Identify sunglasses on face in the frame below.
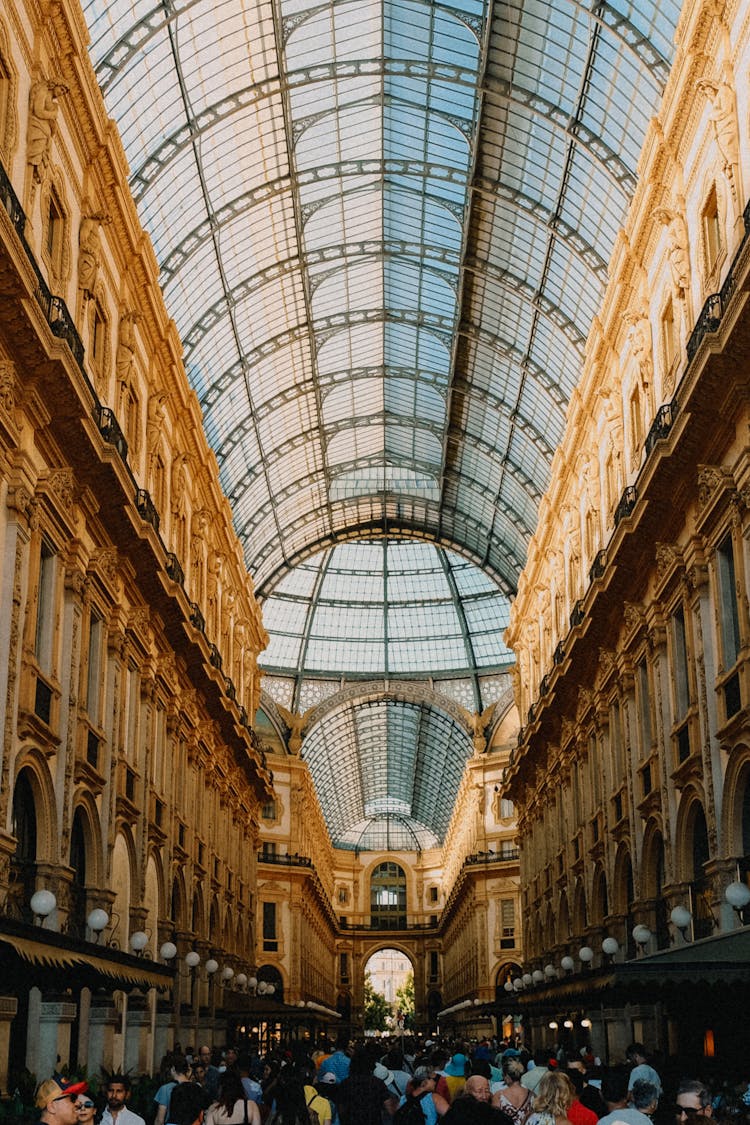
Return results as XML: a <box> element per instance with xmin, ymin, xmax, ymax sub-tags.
<box><xmin>674</xmin><ymin>1107</ymin><xmax>700</xmax><ymax>1117</ymax></box>
<box><xmin>54</xmin><ymin>1094</ymin><xmax>80</xmax><ymax>1104</ymax></box>
<box><xmin>77</xmin><ymin>1102</ymin><xmax>95</xmax><ymax>1110</ymax></box>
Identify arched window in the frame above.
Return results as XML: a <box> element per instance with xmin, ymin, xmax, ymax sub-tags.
<box><xmin>10</xmin><ymin>771</ymin><xmax>37</xmax><ymax>920</ymax></box>
<box><xmin>69</xmin><ymin>808</ymin><xmax>87</xmax><ymax>940</ymax></box>
<box><xmin>370</xmin><ymin>862</ymin><xmax>407</xmax><ymax>929</ymax></box>
<box><xmin>691</xmin><ymin>804</ymin><xmax>712</xmax><ymax>939</ymax></box>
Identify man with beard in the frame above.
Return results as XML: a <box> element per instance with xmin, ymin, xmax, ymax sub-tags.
<box><xmin>101</xmin><ymin>1075</ymin><xmax>146</xmax><ymax>1125</ymax></box>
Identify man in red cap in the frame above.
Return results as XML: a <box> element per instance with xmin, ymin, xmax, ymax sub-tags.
<box><xmin>37</xmin><ymin>1076</ymin><xmax>88</xmax><ymax>1124</ymax></box>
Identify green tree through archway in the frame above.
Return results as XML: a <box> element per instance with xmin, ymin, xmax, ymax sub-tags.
<box><xmin>364</xmin><ymin>970</ymin><xmax>391</xmax><ymax>1031</ymax></box>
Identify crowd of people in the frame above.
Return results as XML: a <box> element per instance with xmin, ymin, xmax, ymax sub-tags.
<box><xmin>29</xmin><ymin>1034</ymin><xmax>750</xmax><ymax>1125</ymax></box>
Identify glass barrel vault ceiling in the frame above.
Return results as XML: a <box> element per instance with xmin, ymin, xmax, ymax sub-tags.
<box><xmin>301</xmin><ymin>697</ymin><xmax>472</xmax><ymax>851</ymax></box>
<box><xmin>82</xmin><ymin>0</ymin><xmax>682</xmax><ymax>599</ymax></box>
<box><xmin>81</xmin><ymin>0</ymin><xmax>683</xmax><ymax>847</ymax></box>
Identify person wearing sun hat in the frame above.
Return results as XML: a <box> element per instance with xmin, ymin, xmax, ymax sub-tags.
<box><xmin>435</xmin><ymin>1053</ymin><xmax>468</xmax><ymax>1104</ymax></box>
<box><xmin>37</xmin><ymin>1076</ymin><xmax>89</xmax><ymax>1124</ymax></box>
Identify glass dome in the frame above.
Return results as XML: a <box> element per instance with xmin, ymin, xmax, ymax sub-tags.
<box><xmin>260</xmin><ymin>537</ymin><xmax>513</xmax><ymax>708</ymax></box>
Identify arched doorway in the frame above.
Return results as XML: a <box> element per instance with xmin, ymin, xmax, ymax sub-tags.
<box><xmin>257</xmin><ymin>963</ymin><xmax>284</xmax><ymax>1003</ymax></box>
<box><xmin>363</xmin><ymin>947</ymin><xmax>414</xmax><ymax>1032</ymax></box>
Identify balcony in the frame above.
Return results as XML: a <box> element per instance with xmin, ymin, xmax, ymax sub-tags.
<box><xmin>339</xmin><ymin>916</ymin><xmax>437</xmax><ymax>932</ymax></box>
<box><xmin>614</xmin><ymin>485</ymin><xmax>637</xmax><ymax>527</ymax></box>
<box><xmin>165</xmin><ymin>552</ymin><xmax>184</xmax><ymax>585</ymax></box>
<box><xmin>569</xmin><ymin>600</ymin><xmax>584</xmax><ymax>629</ymax></box>
<box><xmin>96</xmin><ymin>406</ymin><xmax>128</xmax><ymax>461</ymax></box>
<box><xmin>588</xmin><ymin>549</ymin><xmax>607</xmax><ymax>584</ymax></box>
<box><xmin>464</xmin><ymin>848</ymin><xmax>519</xmax><ymax>866</ymax></box>
<box><xmin>208</xmin><ymin>644</ymin><xmax>222</xmax><ymax>671</ymax></box>
<box><xmin>49</xmin><ymin>297</ymin><xmax>85</xmax><ymax>366</ymax></box>
<box><xmin>135</xmin><ymin>488</ymin><xmax>160</xmax><ymax>532</ymax></box>
<box><xmin>644</xmin><ymin>403</ymin><xmax>674</xmax><ymax>456</ymax></box>
<box><xmin>257</xmin><ymin>852</ymin><xmax>312</xmax><ymax>868</ymax></box>
<box><xmin>553</xmin><ymin>641</ymin><xmax>565</xmax><ymax>665</ymax></box>
<box><xmin>686</xmin><ymin>293</ymin><xmax>722</xmax><ymax>361</ymax></box>
<box><xmin>0</xmin><ymin>159</ymin><xmax>25</xmax><ymax>234</ymax></box>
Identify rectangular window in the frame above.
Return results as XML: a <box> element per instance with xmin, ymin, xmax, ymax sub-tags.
<box><xmin>499</xmin><ymin>797</ymin><xmax>515</xmax><ymax>819</ymax></box>
<box><xmin>263</xmin><ymin>901</ymin><xmax>278</xmax><ymax>952</ymax></box>
<box><xmin>661</xmin><ymin>297</ymin><xmax>677</xmax><ymax>377</ymax></box>
<box><xmin>0</xmin><ymin>57</ymin><xmax>10</xmax><ymax>157</ymax></box>
<box><xmin>261</xmin><ymin>800</ymin><xmax>277</xmax><ymax>820</ymax></box>
<box><xmin>46</xmin><ymin>190</ymin><xmax>64</xmax><ymax>277</ymax></box>
<box><xmin>35</xmin><ymin>540</ymin><xmax>56</xmax><ymax>672</ymax></box>
<box><xmin>125</xmin><ymin>665</ymin><xmax>140</xmax><ymax>763</ymax></box>
<box><xmin>717</xmin><ymin>534</ymin><xmax>741</xmax><ymax>669</ymax></box>
<box><xmin>703</xmin><ymin>186</ymin><xmax>722</xmax><ymax>275</ymax></box>
<box><xmin>86</xmin><ymin>610</ymin><xmax>103</xmax><ymax>724</ymax></box>
<box><xmin>500</xmin><ymin>899</ymin><xmax>515</xmax><ymax>949</ymax></box>
<box><xmin>672</xmin><ymin>606</ymin><xmax>690</xmax><ymax>722</ymax></box>
<box><xmin>610</xmin><ymin>700</ymin><xmax>624</xmax><ymax>785</ymax></box>
<box><xmin>572</xmin><ymin>759</ymin><xmax>581</xmax><ymax>826</ymax></box>
<box><xmin>92</xmin><ymin>302</ymin><xmax>107</xmax><ymax>372</ymax></box>
<box><xmin>429</xmin><ymin>950</ymin><xmax>439</xmax><ymax>980</ymax></box>
<box><xmin>340</xmin><ymin>953</ymin><xmax>349</xmax><ymax>982</ymax></box>
<box><xmin>261</xmin><ymin>841</ymin><xmax>276</xmax><ymax>858</ymax></box>
<box><xmin>429</xmin><ymin>885</ymin><xmax>438</xmax><ymax>903</ymax></box>
<box><xmin>589</xmin><ymin>733</ymin><xmax>601</xmax><ymax>805</ymax></box>
<box><xmin>636</xmin><ymin>658</ymin><xmax>652</xmax><ymax>759</ymax></box>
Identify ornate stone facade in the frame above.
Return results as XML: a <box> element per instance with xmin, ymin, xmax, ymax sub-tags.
<box><xmin>504</xmin><ymin>0</ymin><xmax>750</xmax><ymax>1067</ymax></box>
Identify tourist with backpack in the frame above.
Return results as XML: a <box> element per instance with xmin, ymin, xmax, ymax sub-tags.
<box><xmin>394</xmin><ymin>1066</ymin><xmax>448</xmax><ymax>1124</ymax></box>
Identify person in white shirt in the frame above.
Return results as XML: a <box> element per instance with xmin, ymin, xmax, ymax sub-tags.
<box><xmin>101</xmin><ymin>1076</ymin><xmax>146</xmax><ymax>1125</ymax></box>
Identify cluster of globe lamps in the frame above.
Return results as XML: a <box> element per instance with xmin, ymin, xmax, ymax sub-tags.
<box><xmin>504</xmin><ymin>881</ymin><xmax>750</xmax><ymax>993</ymax></box>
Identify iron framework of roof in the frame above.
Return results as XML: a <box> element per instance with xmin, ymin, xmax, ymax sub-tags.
<box><xmin>81</xmin><ymin>0</ymin><xmax>683</xmax><ymax>846</ymax></box>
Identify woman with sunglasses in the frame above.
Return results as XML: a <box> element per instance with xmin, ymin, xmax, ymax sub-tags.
<box><xmin>76</xmin><ymin>1094</ymin><xmax>100</xmax><ymax>1125</ymax></box>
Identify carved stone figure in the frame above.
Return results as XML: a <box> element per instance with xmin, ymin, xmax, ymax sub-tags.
<box><xmin>115</xmin><ymin>311</ymin><xmax>140</xmax><ymax>381</ymax></box>
<box><xmin>78</xmin><ymin>214</ymin><xmax>109</xmax><ymax>295</ymax></box>
<box><xmin>27</xmin><ymin>79</ymin><xmax>67</xmax><ymax>181</ymax></box>
<box><xmin>0</xmin><ymin>361</ymin><xmax>16</xmax><ymax>415</ymax></box>
<box><xmin>624</xmin><ymin>312</ymin><xmax>653</xmax><ymax>390</ymax></box>
<box><xmin>697</xmin><ymin>75</ymin><xmax>740</xmax><ymax>178</ymax></box>
<box><xmin>146</xmin><ymin>390</ymin><xmax>169</xmax><ymax>464</ymax></box>
<box><xmin>171</xmin><ymin>453</ymin><xmax>188</xmax><ymax>516</ymax></box>
<box><xmin>653</xmin><ymin>206</ymin><xmax>690</xmax><ymax>296</ymax></box>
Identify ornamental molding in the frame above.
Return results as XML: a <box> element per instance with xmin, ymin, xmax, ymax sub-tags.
<box><xmin>697</xmin><ymin>463</ymin><xmax>734</xmax><ymax>509</ymax></box>
<box><xmin>655</xmin><ymin>541</ymin><xmax>682</xmax><ymax>579</ymax></box>
<box><xmin>623</xmin><ymin>601</ymin><xmax>646</xmax><ymax>636</ymax></box>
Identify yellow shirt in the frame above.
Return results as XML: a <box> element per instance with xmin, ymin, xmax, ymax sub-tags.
<box><xmin>304</xmin><ymin>1084</ymin><xmax>332</xmax><ymax>1124</ymax></box>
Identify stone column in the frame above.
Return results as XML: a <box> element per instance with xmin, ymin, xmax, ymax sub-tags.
<box><xmin>76</xmin><ymin>989</ymin><xmax>90</xmax><ymax>1070</ymax></box>
<box><xmin>154</xmin><ymin>998</ymin><xmax>173</xmax><ymax>1062</ymax></box>
<box><xmin>0</xmin><ymin>996</ymin><xmax>18</xmax><ymax>1093</ymax></box>
<box><xmin>87</xmin><ymin>997</ymin><xmax>118</xmax><ymax>1075</ymax></box>
<box><xmin>124</xmin><ymin>993</ymin><xmax>151</xmax><ymax>1075</ymax></box>
<box><xmin>38</xmin><ymin>995</ymin><xmax>77</xmax><ymax>1076</ymax></box>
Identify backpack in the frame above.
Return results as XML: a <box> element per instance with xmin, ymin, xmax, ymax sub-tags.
<box><xmin>393</xmin><ymin>1095</ymin><xmax>427</xmax><ymax>1124</ymax></box>
<box><xmin>306</xmin><ymin>1088</ymin><xmax>321</xmax><ymax>1125</ymax></box>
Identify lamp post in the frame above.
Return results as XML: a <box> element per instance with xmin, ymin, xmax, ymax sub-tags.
<box><xmin>724</xmin><ymin>880</ymin><xmax>750</xmax><ymax>922</ymax></box>
<box><xmin>130</xmin><ymin>930</ymin><xmax>150</xmax><ymax>956</ymax></box>
<box><xmin>632</xmin><ymin>924</ymin><xmax>652</xmax><ymax>955</ymax></box>
<box><xmin>87</xmin><ymin>908</ymin><xmax>109</xmax><ymax>944</ymax></box>
<box><xmin>30</xmin><ymin>889</ymin><xmax>56</xmax><ymax>927</ymax></box>
<box><xmin>670</xmin><ymin>905</ymin><xmax>692</xmax><ymax>942</ymax></box>
<box><xmin>601</xmin><ymin>936</ymin><xmax>619</xmax><ymax>963</ymax></box>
